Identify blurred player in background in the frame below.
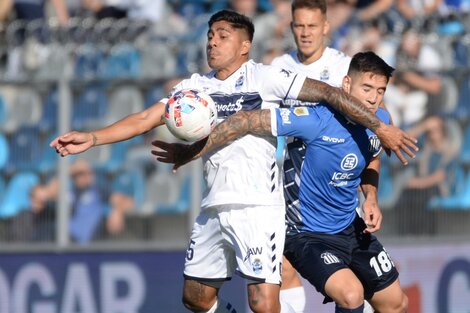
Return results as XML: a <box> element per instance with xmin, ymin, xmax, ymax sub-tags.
<box><xmin>51</xmin><ymin>9</ymin><xmax>416</xmax><ymax>313</ymax></box>
<box><xmin>152</xmin><ymin>51</ymin><xmax>409</xmax><ymax>313</ymax></box>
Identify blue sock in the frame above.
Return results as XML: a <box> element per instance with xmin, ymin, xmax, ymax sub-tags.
<box><xmin>335</xmin><ymin>303</ymin><xmax>365</xmax><ymax>312</ymax></box>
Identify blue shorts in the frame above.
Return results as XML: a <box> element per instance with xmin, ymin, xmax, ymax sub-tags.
<box><xmin>284</xmin><ymin>215</ymin><xmax>399</xmax><ymax>302</ymax></box>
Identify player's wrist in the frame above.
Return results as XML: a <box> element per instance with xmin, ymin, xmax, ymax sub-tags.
<box><xmin>90</xmin><ymin>132</ymin><xmax>98</xmax><ymax>146</ymax></box>
<box><xmin>372</xmin><ymin>121</ymin><xmax>387</xmax><ymax>136</ymax></box>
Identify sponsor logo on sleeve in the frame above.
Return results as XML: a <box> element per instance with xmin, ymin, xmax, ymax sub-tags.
<box><xmin>293</xmin><ymin>107</ymin><xmax>309</xmax><ymax>116</ymax></box>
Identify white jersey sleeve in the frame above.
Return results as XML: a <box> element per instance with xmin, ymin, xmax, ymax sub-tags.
<box><xmin>253</xmin><ymin>63</ymin><xmax>307</xmax><ymax>106</ymax></box>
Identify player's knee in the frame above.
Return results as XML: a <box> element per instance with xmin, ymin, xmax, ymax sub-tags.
<box><xmin>395</xmin><ymin>292</ymin><xmax>408</xmax><ymax>313</ymax></box>
<box><xmin>378</xmin><ymin>292</ymin><xmax>408</xmax><ymax>313</ymax></box>
<box><xmin>336</xmin><ymin>289</ymin><xmax>364</xmax><ymax>309</ymax></box>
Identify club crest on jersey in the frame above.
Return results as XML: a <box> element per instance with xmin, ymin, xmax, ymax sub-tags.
<box><xmin>252</xmin><ymin>258</ymin><xmax>263</xmax><ymax>274</ymax></box>
<box><xmin>321</xmin><ymin>252</ymin><xmax>340</xmax><ymax>265</ymax></box>
<box><xmin>280</xmin><ymin>108</ymin><xmax>291</xmax><ymax>124</ymax></box>
<box><xmin>235</xmin><ymin>74</ymin><xmax>245</xmax><ymax>88</ymax></box>
<box><xmin>294</xmin><ymin>107</ymin><xmax>309</xmax><ymax>116</ymax></box>
<box><xmin>320</xmin><ymin>67</ymin><xmax>330</xmax><ymax>81</ymax></box>
<box><xmin>368</xmin><ymin>135</ymin><xmax>381</xmax><ymax>152</ymax></box>
<box><xmin>340</xmin><ymin>153</ymin><xmax>358</xmax><ymax>171</ymax></box>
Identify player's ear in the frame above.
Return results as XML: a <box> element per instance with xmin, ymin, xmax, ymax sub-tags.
<box><xmin>241</xmin><ymin>40</ymin><xmax>251</xmax><ymax>56</ymax></box>
<box><xmin>323</xmin><ymin>20</ymin><xmax>330</xmax><ymax>36</ymax></box>
<box><xmin>342</xmin><ymin>75</ymin><xmax>351</xmax><ymax>93</ymax></box>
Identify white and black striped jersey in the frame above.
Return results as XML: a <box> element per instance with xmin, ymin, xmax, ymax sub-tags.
<box><xmin>171</xmin><ymin>60</ymin><xmax>307</xmax><ymax>209</ymax></box>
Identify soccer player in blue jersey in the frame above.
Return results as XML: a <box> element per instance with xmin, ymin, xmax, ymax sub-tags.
<box><xmin>153</xmin><ymin>51</ymin><xmax>409</xmax><ymax>313</ymax></box>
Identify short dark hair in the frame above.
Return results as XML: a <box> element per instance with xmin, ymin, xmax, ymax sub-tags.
<box><xmin>348</xmin><ymin>51</ymin><xmax>394</xmax><ymax>81</ymax></box>
<box><xmin>292</xmin><ymin>0</ymin><xmax>327</xmax><ymax>15</ymax></box>
<box><xmin>208</xmin><ymin>10</ymin><xmax>255</xmax><ymax>42</ymax></box>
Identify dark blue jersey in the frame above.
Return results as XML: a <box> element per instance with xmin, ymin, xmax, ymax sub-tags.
<box><xmin>271</xmin><ymin>104</ymin><xmax>390</xmax><ymax>234</ymax></box>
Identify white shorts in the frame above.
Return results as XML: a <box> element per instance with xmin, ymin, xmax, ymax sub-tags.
<box><xmin>184</xmin><ymin>203</ymin><xmax>286</xmax><ymax>285</ymax></box>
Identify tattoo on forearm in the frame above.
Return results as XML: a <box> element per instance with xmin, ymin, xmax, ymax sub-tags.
<box><xmin>298</xmin><ymin>79</ymin><xmax>381</xmax><ymax>131</ymax></box>
<box><xmin>199</xmin><ymin>110</ymin><xmax>272</xmax><ymax>156</ymax></box>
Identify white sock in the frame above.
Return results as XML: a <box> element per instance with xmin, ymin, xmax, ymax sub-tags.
<box><xmin>280</xmin><ymin>299</ymin><xmax>297</xmax><ymax>313</ymax></box>
<box><xmin>280</xmin><ymin>286</ymin><xmax>306</xmax><ymax>313</ymax></box>
<box><xmin>363</xmin><ymin>300</ymin><xmax>374</xmax><ymax>313</ymax></box>
<box><xmin>205</xmin><ymin>298</ymin><xmax>237</xmax><ymax>313</ymax></box>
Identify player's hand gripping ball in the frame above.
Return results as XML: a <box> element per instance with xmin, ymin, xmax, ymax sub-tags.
<box><xmin>164</xmin><ymin>89</ymin><xmax>218</xmax><ymax>142</ymax></box>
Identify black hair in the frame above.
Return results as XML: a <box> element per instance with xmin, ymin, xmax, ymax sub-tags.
<box><xmin>348</xmin><ymin>51</ymin><xmax>394</xmax><ymax>80</ymax></box>
<box><xmin>208</xmin><ymin>10</ymin><xmax>255</xmax><ymax>42</ymax></box>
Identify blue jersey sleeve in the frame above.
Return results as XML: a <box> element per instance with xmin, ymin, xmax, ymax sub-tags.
<box><xmin>376</xmin><ymin>107</ymin><xmax>391</xmax><ymax>125</ymax></box>
<box><xmin>272</xmin><ymin>107</ymin><xmax>323</xmax><ymax>144</ymax></box>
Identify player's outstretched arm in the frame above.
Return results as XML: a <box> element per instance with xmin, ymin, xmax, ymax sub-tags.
<box><xmin>50</xmin><ymin>102</ymin><xmax>166</xmax><ymax>157</ymax></box>
<box><xmin>151</xmin><ymin>109</ymin><xmax>272</xmax><ymax>170</ymax></box>
<box><xmin>298</xmin><ymin>78</ymin><xmax>418</xmax><ymax>165</ymax></box>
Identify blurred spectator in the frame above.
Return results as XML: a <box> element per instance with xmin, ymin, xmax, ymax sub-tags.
<box><xmin>353</xmin><ymin>0</ymin><xmax>394</xmax><ymax>23</ymax></box>
<box><xmin>0</xmin><ymin>0</ymin><xmax>13</xmax><ymax>23</ymax></box>
<box><xmin>227</xmin><ymin>0</ymin><xmax>262</xmax><ymax>18</ymax></box>
<box><xmin>383</xmin><ymin>28</ymin><xmax>443</xmax><ymax>128</ymax></box>
<box><xmin>395</xmin><ymin>116</ymin><xmax>459</xmax><ymax>235</ymax></box>
<box><xmin>68</xmin><ymin>158</ymin><xmax>106</xmax><ymax>244</ymax></box>
<box><xmin>339</xmin><ymin>19</ymin><xmax>397</xmax><ymax>65</ymax></box>
<box><xmin>82</xmin><ymin>0</ymin><xmax>166</xmax><ymax>22</ymax></box>
<box><xmin>105</xmin><ymin>189</ymin><xmax>134</xmax><ymax>237</ymax></box>
<box><xmin>30</xmin><ymin>179</ymin><xmax>58</xmax><ymax>241</ymax></box>
<box><xmin>12</xmin><ymin>0</ymin><xmax>70</xmax><ymax>26</ymax></box>
<box><xmin>326</xmin><ymin>0</ymin><xmax>393</xmax><ymax>33</ymax></box>
<box><xmin>127</xmin><ymin>0</ymin><xmax>166</xmax><ymax>23</ymax></box>
<box><xmin>325</xmin><ymin>0</ymin><xmax>355</xmax><ymax>37</ymax></box>
<box><xmin>81</xmin><ymin>0</ymin><xmax>128</xmax><ymax>19</ymax></box>
<box><xmin>252</xmin><ymin>0</ymin><xmax>295</xmax><ymax>63</ymax></box>
<box><xmin>31</xmin><ymin>159</ymin><xmax>107</xmax><ymax>244</ymax></box>
<box><xmin>396</xmin><ymin>0</ymin><xmax>442</xmax><ymax>27</ymax></box>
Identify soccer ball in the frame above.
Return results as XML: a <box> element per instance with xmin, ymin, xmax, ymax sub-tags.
<box><xmin>164</xmin><ymin>89</ymin><xmax>218</xmax><ymax>142</ymax></box>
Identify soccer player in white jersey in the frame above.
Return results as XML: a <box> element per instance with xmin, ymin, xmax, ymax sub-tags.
<box><xmin>51</xmin><ymin>10</ymin><xmax>417</xmax><ymax>313</ymax></box>
<box><xmin>270</xmin><ymin>0</ymin><xmax>351</xmax><ymax>311</ymax></box>
<box><xmin>152</xmin><ymin>51</ymin><xmax>409</xmax><ymax>313</ymax></box>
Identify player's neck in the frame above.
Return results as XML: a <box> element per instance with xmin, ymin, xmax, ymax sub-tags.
<box><xmin>298</xmin><ymin>46</ymin><xmax>326</xmax><ymax>65</ymax></box>
<box><xmin>215</xmin><ymin>63</ymin><xmax>244</xmax><ymax>80</ymax></box>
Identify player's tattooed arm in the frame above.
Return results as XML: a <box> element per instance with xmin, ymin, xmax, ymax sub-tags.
<box><xmin>198</xmin><ymin>110</ymin><xmax>271</xmax><ymax>156</ymax></box>
<box><xmin>151</xmin><ymin>110</ymin><xmax>271</xmax><ymax>170</ymax></box>
<box><xmin>299</xmin><ymin>78</ymin><xmax>419</xmax><ymax>165</ymax></box>
<box><xmin>299</xmin><ymin>78</ymin><xmax>380</xmax><ymax>131</ymax></box>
